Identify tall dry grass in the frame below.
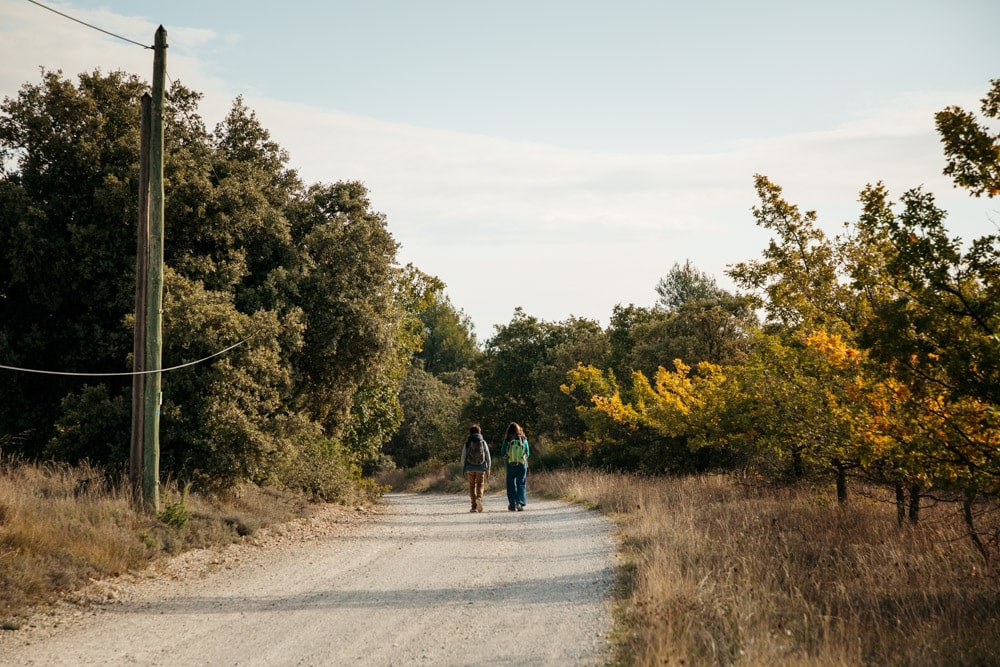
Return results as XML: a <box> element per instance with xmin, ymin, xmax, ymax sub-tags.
<box><xmin>0</xmin><ymin>460</ymin><xmax>150</xmax><ymax>625</ymax></box>
<box><xmin>533</xmin><ymin>471</ymin><xmax>1000</xmax><ymax>666</ymax></box>
<box><xmin>0</xmin><ymin>458</ymin><xmax>314</xmax><ymax>628</ymax></box>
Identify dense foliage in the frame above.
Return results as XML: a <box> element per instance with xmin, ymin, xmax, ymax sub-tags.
<box><xmin>384</xmin><ymin>288</ymin><xmax>479</xmax><ymax>467</ymax></box>
<box><xmin>0</xmin><ymin>70</ymin><xmax>421</xmax><ymax>496</ymax></box>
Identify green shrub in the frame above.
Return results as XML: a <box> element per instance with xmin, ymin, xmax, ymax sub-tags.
<box><xmin>158</xmin><ymin>486</ymin><xmax>191</xmax><ymax>528</ymax></box>
<box><xmin>276</xmin><ymin>436</ymin><xmax>383</xmax><ymax>504</ymax></box>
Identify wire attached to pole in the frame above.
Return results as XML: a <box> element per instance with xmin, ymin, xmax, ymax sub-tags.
<box><xmin>0</xmin><ymin>334</ymin><xmax>258</xmax><ymax>377</ymax></box>
<box><xmin>25</xmin><ymin>0</ymin><xmax>152</xmax><ymax>49</ymax></box>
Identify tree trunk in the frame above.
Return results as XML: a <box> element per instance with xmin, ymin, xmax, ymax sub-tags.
<box><xmin>791</xmin><ymin>448</ymin><xmax>803</xmax><ymax>479</ymax></box>
<box><xmin>834</xmin><ymin>460</ymin><xmax>847</xmax><ymax>505</ymax></box>
<box><xmin>908</xmin><ymin>484</ymin><xmax>921</xmax><ymax>525</ymax></box>
<box><xmin>963</xmin><ymin>493</ymin><xmax>990</xmax><ymax>565</ymax></box>
<box><xmin>895</xmin><ymin>482</ymin><xmax>906</xmax><ymax>526</ymax></box>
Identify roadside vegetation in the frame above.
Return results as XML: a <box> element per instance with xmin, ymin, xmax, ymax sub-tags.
<box><xmin>533</xmin><ymin>470</ymin><xmax>999</xmax><ymax>667</ymax></box>
<box><xmin>0</xmin><ymin>457</ymin><xmax>378</xmax><ymax>629</ymax></box>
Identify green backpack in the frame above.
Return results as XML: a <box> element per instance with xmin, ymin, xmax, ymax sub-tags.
<box><xmin>506</xmin><ymin>437</ymin><xmax>526</xmax><ymax>464</ymax></box>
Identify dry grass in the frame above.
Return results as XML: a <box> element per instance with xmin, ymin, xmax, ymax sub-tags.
<box><xmin>532</xmin><ymin>470</ymin><xmax>1000</xmax><ymax>667</ymax></box>
<box><xmin>0</xmin><ymin>458</ymin><xmax>315</xmax><ymax>629</ymax></box>
<box><xmin>377</xmin><ymin>459</ymin><xmax>468</xmax><ymax>494</ymax></box>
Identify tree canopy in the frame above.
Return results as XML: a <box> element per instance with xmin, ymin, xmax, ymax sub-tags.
<box><xmin>0</xmin><ymin>70</ymin><xmax>415</xmax><ymax>495</ymax></box>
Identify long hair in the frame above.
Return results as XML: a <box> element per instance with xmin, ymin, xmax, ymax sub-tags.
<box><xmin>505</xmin><ymin>422</ymin><xmax>524</xmax><ymax>440</ymax></box>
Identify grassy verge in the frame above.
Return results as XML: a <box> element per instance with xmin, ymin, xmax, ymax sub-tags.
<box><xmin>0</xmin><ymin>458</ymin><xmax>373</xmax><ymax>629</ymax></box>
<box><xmin>530</xmin><ymin>470</ymin><xmax>1000</xmax><ymax>666</ymax></box>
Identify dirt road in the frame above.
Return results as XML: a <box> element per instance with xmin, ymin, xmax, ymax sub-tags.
<box><xmin>2</xmin><ymin>493</ymin><xmax>616</xmax><ymax>666</ymax></box>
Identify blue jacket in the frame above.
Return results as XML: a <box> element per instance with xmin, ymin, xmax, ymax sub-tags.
<box><xmin>461</xmin><ymin>434</ymin><xmax>491</xmax><ymax>473</ymax></box>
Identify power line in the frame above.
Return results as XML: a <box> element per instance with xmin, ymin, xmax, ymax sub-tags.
<box><xmin>0</xmin><ymin>333</ymin><xmax>258</xmax><ymax>377</ymax></box>
<box><xmin>25</xmin><ymin>0</ymin><xmax>152</xmax><ymax>49</ymax></box>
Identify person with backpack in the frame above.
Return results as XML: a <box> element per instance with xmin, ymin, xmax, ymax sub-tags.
<box><xmin>499</xmin><ymin>422</ymin><xmax>530</xmax><ymax>511</ymax></box>
<box><xmin>461</xmin><ymin>424</ymin><xmax>491</xmax><ymax>512</ymax></box>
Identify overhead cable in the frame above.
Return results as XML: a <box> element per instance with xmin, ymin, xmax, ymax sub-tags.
<box><xmin>0</xmin><ymin>334</ymin><xmax>257</xmax><ymax>377</ymax></box>
<box><xmin>25</xmin><ymin>0</ymin><xmax>152</xmax><ymax>49</ymax></box>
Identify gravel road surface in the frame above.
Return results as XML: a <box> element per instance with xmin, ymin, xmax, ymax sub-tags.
<box><xmin>2</xmin><ymin>492</ymin><xmax>616</xmax><ymax>666</ymax></box>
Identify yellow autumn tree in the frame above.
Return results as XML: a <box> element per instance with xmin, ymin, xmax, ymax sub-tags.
<box><xmin>563</xmin><ymin>360</ymin><xmax>727</xmax><ymax>472</ymax></box>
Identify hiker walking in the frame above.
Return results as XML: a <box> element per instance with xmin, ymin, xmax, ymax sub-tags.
<box><xmin>499</xmin><ymin>422</ymin><xmax>530</xmax><ymax>511</ymax></box>
<box><xmin>461</xmin><ymin>424</ymin><xmax>491</xmax><ymax>512</ymax></box>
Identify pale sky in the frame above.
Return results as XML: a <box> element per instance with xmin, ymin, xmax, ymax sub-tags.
<box><xmin>2</xmin><ymin>0</ymin><xmax>998</xmax><ymax>338</ymax></box>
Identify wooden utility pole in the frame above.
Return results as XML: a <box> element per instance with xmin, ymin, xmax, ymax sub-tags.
<box><xmin>130</xmin><ymin>92</ymin><xmax>151</xmax><ymax>507</ymax></box>
<box><xmin>143</xmin><ymin>25</ymin><xmax>167</xmax><ymax>513</ymax></box>
<box><xmin>131</xmin><ymin>26</ymin><xmax>167</xmax><ymax>513</ymax></box>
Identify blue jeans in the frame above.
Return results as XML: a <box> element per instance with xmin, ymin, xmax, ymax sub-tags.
<box><xmin>506</xmin><ymin>463</ymin><xmax>527</xmax><ymax>507</ymax></box>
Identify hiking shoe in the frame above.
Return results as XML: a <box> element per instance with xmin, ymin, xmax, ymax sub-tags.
<box><xmin>508</xmin><ymin>506</ymin><xmax>516</xmax><ymax>511</ymax></box>
<box><xmin>470</xmin><ymin>507</ymin><xmax>477</xmax><ymax>512</ymax></box>
<box><xmin>476</xmin><ymin>499</ymin><xmax>483</xmax><ymax>512</ymax></box>
<box><xmin>516</xmin><ymin>504</ymin><xmax>524</xmax><ymax>511</ymax></box>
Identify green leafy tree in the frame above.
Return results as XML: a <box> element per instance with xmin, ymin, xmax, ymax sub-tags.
<box><xmin>416</xmin><ymin>293</ymin><xmax>480</xmax><ymax>375</ymax></box>
<box><xmin>345</xmin><ymin>265</ymin><xmax>446</xmax><ymax>473</ymax></box>
<box><xmin>713</xmin><ymin>331</ymin><xmax>861</xmax><ymax>493</ymax></box>
<box><xmin>385</xmin><ymin>364</ymin><xmax>474</xmax><ymax>467</ymax></box>
<box><xmin>631</xmin><ymin>298</ymin><xmax>754</xmax><ymax>377</ymax></box>
<box><xmin>470</xmin><ymin>308</ymin><xmax>554</xmax><ymax>441</ymax></box>
<box><xmin>470</xmin><ymin>310</ymin><xmax>610</xmax><ymax>449</ymax></box>
<box><xmin>156</xmin><ymin>269</ymin><xmax>292</xmax><ymax>488</ymax></box>
<box><xmin>284</xmin><ymin>181</ymin><xmax>403</xmax><ymax>437</ymax></box>
<box><xmin>935</xmin><ymin>79</ymin><xmax>1000</xmax><ymax>198</ymax></box>
<box><xmin>383</xmin><ymin>276</ymin><xmax>480</xmax><ymax>469</ymax></box>
<box><xmin>167</xmin><ymin>95</ymin><xmax>300</xmax><ymax>304</ymax></box>
<box><xmin>728</xmin><ymin>167</ymin><xmax>999</xmax><ymax>518</ymax></box>
<box><xmin>606</xmin><ymin>303</ymin><xmax>657</xmax><ymax>382</ymax></box>
<box><xmin>607</xmin><ymin>264</ymin><xmax>753</xmax><ymax>393</ymax></box>
<box><xmin>530</xmin><ymin>316</ymin><xmax>609</xmax><ymax>447</ymax></box>
<box><xmin>729</xmin><ymin>175</ymin><xmax>858</xmax><ymax>334</ymax></box>
<box><xmin>552</xmin><ymin>267</ymin><xmax>750</xmax><ymax>471</ymax></box>
<box><xmin>851</xmin><ymin>186</ymin><xmax>1000</xmax><ymax>506</ymax></box>
<box><xmin>0</xmin><ymin>70</ymin><xmax>413</xmax><ymax>496</ymax></box>
<box><xmin>655</xmin><ymin>260</ymin><xmax>723</xmax><ymax>312</ymax></box>
<box><xmin>0</xmin><ymin>70</ymin><xmax>147</xmax><ymax>454</ymax></box>
<box><xmin>726</xmin><ymin>177</ymin><xmax>868</xmax><ymax>494</ymax></box>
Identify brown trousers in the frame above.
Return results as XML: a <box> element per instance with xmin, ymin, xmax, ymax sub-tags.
<box><xmin>467</xmin><ymin>471</ymin><xmax>486</xmax><ymax>507</ymax></box>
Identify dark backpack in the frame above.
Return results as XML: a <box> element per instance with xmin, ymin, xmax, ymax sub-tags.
<box><xmin>466</xmin><ymin>437</ymin><xmax>486</xmax><ymax>466</ymax></box>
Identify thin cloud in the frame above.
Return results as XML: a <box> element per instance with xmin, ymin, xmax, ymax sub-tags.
<box><xmin>2</xmin><ymin>2</ymin><xmax>993</xmax><ymax>334</ymax></box>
